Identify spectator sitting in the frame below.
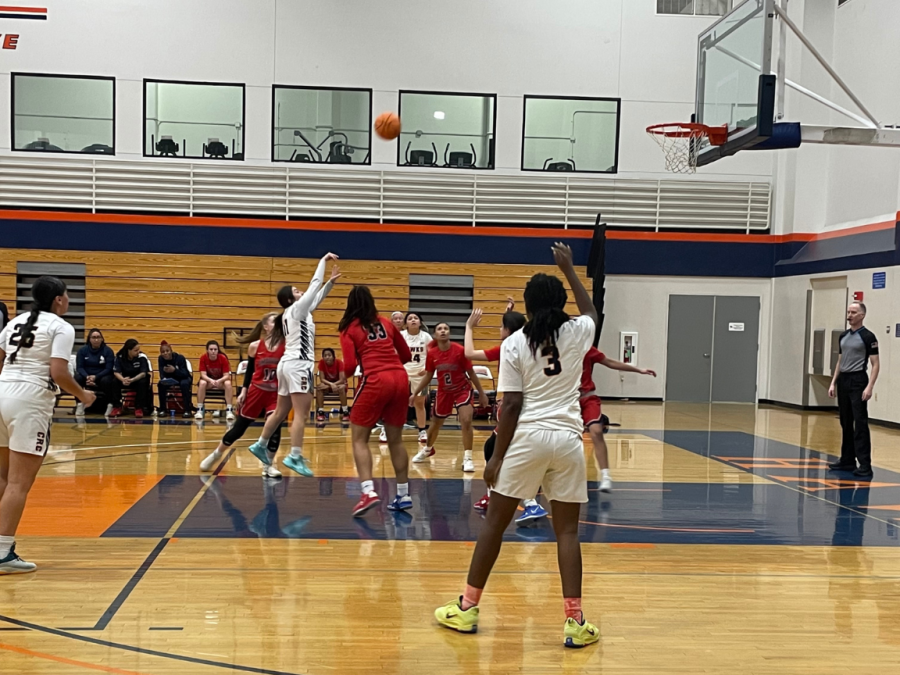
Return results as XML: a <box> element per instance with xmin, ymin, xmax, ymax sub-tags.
<box><xmin>112</xmin><ymin>339</ymin><xmax>152</xmax><ymax>418</ymax></box>
<box><xmin>195</xmin><ymin>340</ymin><xmax>234</xmax><ymax>421</ymax></box>
<box><xmin>315</xmin><ymin>347</ymin><xmax>349</xmax><ymax>423</ymax></box>
<box><xmin>74</xmin><ymin>328</ymin><xmax>117</xmax><ymax>416</ymax></box>
<box><xmin>157</xmin><ymin>340</ymin><xmax>193</xmax><ymax>418</ymax></box>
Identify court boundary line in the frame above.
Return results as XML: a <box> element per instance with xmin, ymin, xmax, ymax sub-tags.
<box><xmin>0</xmin><ymin>641</ymin><xmax>151</xmax><ymax>675</ymax></box>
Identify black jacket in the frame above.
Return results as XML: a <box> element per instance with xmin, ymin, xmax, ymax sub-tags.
<box><xmin>158</xmin><ymin>352</ymin><xmax>191</xmax><ymax>380</ymax></box>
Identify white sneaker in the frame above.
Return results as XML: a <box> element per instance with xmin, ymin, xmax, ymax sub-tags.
<box><xmin>600</xmin><ymin>475</ymin><xmax>613</xmax><ymax>493</ymax></box>
<box><xmin>199</xmin><ymin>450</ymin><xmax>222</xmax><ymax>472</ymax></box>
<box><xmin>379</xmin><ymin>428</ymin><xmax>388</xmax><ymax>443</ymax></box>
<box><xmin>412</xmin><ymin>447</ymin><xmax>436</xmax><ymax>463</ymax></box>
<box><xmin>418</xmin><ymin>429</ymin><xmax>428</xmax><ymax>444</ymax></box>
<box><xmin>105</xmin><ymin>403</ymin><xmax>114</xmax><ymax>417</ymax></box>
<box><xmin>194</xmin><ymin>408</ymin><xmax>205</xmax><ymax>419</ymax></box>
<box><xmin>75</xmin><ymin>402</ymin><xmax>85</xmax><ymax>416</ymax></box>
<box><xmin>151</xmin><ymin>408</ymin><xmax>159</xmax><ymax>418</ymax></box>
<box><xmin>226</xmin><ymin>409</ymin><xmax>235</xmax><ymax>421</ymax></box>
<box><xmin>462</xmin><ymin>457</ymin><xmax>475</xmax><ymax>473</ymax></box>
<box><xmin>0</xmin><ymin>546</ymin><xmax>37</xmax><ymax>575</ymax></box>
<box><xmin>212</xmin><ymin>410</ymin><xmax>221</xmax><ymax>419</ymax></box>
<box><xmin>262</xmin><ymin>465</ymin><xmax>282</xmax><ymax>479</ymax></box>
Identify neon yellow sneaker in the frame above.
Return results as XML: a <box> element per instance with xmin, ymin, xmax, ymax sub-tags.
<box><xmin>564</xmin><ymin>617</ymin><xmax>600</xmax><ymax>648</ymax></box>
<box><xmin>435</xmin><ymin>597</ymin><xmax>479</xmax><ymax>634</ymax></box>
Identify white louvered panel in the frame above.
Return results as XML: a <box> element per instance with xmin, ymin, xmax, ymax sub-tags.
<box><xmin>0</xmin><ymin>155</ymin><xmax>94</xmax><ymax>209</ymax></box>
<box><xmin>94</xmin><ymin>161</ymin><xmax>191</xmax><ymax>212</ymax></box>
<box><xmin>289</xmin><ymin>169</ymin><xmax>381</xmax><ymax>220</ymax></box>
<box><xmin>192</xmin><ymin>166</ymin><xmax>286</xmax><ymax>217</ymax></box>
<box><xmin>567</xmin><ymin>180</ymin><xmax>660</xmax><ymax>228</ymax></box>
<box><xmin>474</xmin><ymin>176</ymin><xmax>567</xmax><ymax>224</ymax></box>
<box><xmin>383</xmin><ymin>173</ymin><xmax>475</xmax><ymax>222</ymax></box>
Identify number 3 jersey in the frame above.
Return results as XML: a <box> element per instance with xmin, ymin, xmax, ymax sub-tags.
<box><xmin>401</xmin><ymin>330</ymin><xmax>433</xmax><ymax>377</ymax></box>
<box><xmin>0</xmin><ymin>311</ymin><xmax>75</xmax><ymax>396</ymax></box>
<box><xmin>251</xmin><ymin>338</ymin><xmax>285</xmax><ymax>392</ymax></box>
<box><xmin>498</xmin><ymin>314</ymin><xmax>595</xmax><ymax>434</ymax></box>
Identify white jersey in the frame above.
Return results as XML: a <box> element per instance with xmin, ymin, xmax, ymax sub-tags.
<box><xmin>498</xmin><ymin>314</ymin><xmax>595</xmax><ymax>434</ymax></box>
<box><xmin>282</xmin><ymin>257</ymin><xmax>335</xmax><ymax>363</ymax></box>
<box><xmin>0</xmin><ymin>311</ymin><xmax>75</xmax><ymax>396</ymax></box>
<box><xmin>402</xmin><ymin>330</ymin><xmax>433</xmax><ymax>375</ymax></box>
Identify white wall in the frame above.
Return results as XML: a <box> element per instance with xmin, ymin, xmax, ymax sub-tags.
<box><xmin>0</xmin><ymin>0</ymin><xmax>771</xmax><ymax>180</ymax></box>
<box><xmin>591</xmin><ymin>275</ymin><xmax>772</xmax><ymax>401</ymax></box>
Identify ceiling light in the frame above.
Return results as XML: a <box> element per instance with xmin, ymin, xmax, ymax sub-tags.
<box><xmin>433</xmin><ymin>111</ymin><xmax>445</xmax><ymax>120</ymax></box>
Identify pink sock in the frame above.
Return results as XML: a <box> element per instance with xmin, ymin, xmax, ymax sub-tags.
<box><xmin>564</xmin><ymin>597</ymin><xmax>583</xmax><ymax>624</ymax></box>
<box><xmin>461</xmin><ymin>584</ymin><xmax>483</xmax><ymax>610</ymax></box>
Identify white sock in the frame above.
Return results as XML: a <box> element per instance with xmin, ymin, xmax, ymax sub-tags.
<box><xmin>258</xmin><ymin>435</ymin><xmax>270</xmax><ymax>446</ymax></box>
<box><xmin>227</xmin><ymin>405</ymin><xmax>233</xmax><ymax>411</ymax></box>
<box><xmin>290</xmin><ymin>446</ymin><xmax>303</xmax><ymax>459</ymax></box>
<box><xmin>397</xmin><ymin>482</ymin><xmax>409</xmax><ymax>497</ymax></box>
<box><xmin>523</xmin><ymin>498</ymin><xmax>538</xmax><ymax>508</ymax></box>
<box><xmin>361</xmin><ymin>480</ymin><xmax>375</xmax><ymax>495</ymax></box>
<box><xmin>198</xmin><ymin>405</ymin><xmax>205</xmax><ymax>412</ymax></box>
<box><xmin>463</xmin><ymin>449</ymin><xmax>473</xmax><ymax>460</ymax></box>
<box><xmin>486</xmin><ymin>487</ymin><xmax>492</xmax><ymax>496</ymax></box>
<box><xmin>601</xmin><ymin>468</ymin><xmax>611</xmax><ymax>478</ymax></box>
<box><xmin>0</xmin><ymin>535</ymin><xmax>13</xmax><ymax>559</ymax></box>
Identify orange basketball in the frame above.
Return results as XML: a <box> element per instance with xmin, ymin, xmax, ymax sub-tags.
<box><xmin>374</xmin><ymin>111</ymin><xmax>401</xmax><ymax>140</ymax></box>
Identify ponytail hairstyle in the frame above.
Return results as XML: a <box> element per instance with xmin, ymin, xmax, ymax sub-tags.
<box><xmin>271</xmin><ymin>284</ymin><xmax>296</xmax><ymax>347</ymax></box>
<box><xmin>8</xmin><ymin>275</ymin><xmax>67</xmax><ymax>364</ymax></box>
<box><xmin>501</xmin><ymin>311</ymin><xmax>526</xmax><ymax>335</ymax></box>
<box><xmin>117</xmin><ymin>338</ymin><xmax>139</xmax><ymax>360</ymax></box>
<box><xmin>235</xmin><ymin>312</ymin><xmax>281</xmax><ymax>347</ymax></box>
<box><xmin>522</xmin><ymin>273</ymin><xmax>569</xmax><ymax>356</ymax></box>
<box><xmin>339</xmin><ymin>285</ymin><xmax>379</xmax><ymax>333</ymax></box>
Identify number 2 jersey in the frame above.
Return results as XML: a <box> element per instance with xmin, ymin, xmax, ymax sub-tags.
<box><xmin>426</xmin><ymin>341</ymin><xmax>473</xmax><ymax>393</ymax></box>
<box><xmin>251</xmin><ymin>338</ymin><xmax>285</xmax><ymax>392</ymax></box>
<box><xmin>498</xmin><ymin>315</ymin><xmax>595</xmax><ymax>434</ymax></box>
<box><xmin>0</xmin><ymin>311</ymin><xmax>75</xmax><ymax>399</ymax></box>
<box><xmin>340</xmin><ymin>316</ymin><xmax>411</xmax><ymax>377</ymax></box>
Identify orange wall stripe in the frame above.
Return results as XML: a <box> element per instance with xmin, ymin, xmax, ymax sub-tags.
<box><xmin>0</xmin><ymin>6</ymin><xmax>48</xmax><ymax>12</ymax></box>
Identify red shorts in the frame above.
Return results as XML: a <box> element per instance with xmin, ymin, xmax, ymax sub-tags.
<box><xmin>350</xmin><ymin>370</ymin><xmax>409</xmax><ymax>428</ymax></box>
<box><xmin>240</xmin><ymin>385</ymin><xmax>278</xmax><ymax>420</ymax></box>
<box><xmin>580</xmin><ymin>395</ymin><xmax>603</xmax><ymax>429</ymax></box>
<box><xmin>434</xmin><ymin>387</ymin><xmax>473</xmax><ymax>419</ymax></box>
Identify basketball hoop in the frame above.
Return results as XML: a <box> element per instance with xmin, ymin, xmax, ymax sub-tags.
<box><xmin>646</xmin><ymin>123</ymin><xmax>728</xmax><ymax>174</ymax></box>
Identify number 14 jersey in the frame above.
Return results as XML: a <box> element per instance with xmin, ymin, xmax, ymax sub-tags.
<box><xmin>497</xmin><ymin>315</ymin><xmax>595</xmax><ymax>434</ymax></box>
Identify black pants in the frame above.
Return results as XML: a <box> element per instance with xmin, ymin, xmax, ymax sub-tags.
<box><xmin>75</xmin><ymin>373</ymin><xmax>118</xmax><ymax>411</ymax></box>
<box><xmin>837</xmin><ymin>371</ymin><xmax>871</xmax><ymax>469</ymax></box>
<box><xmin>114</xmin><ymin>377</ymin><xmax>152</xmax><ymax>413</ymax></box>
<box><xmin>158</xmin><ymin>377</ymin><xmax>193</xmax><ymax>412</ymax></box>
<box><xmin>222</xmin><ymin>414</ymin><xmax>281</xmax><ymax>453</ymax></box>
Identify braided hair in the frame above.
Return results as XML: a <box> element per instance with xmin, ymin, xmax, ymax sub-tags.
<box><xmin>339</xmin><ymin>285</ymin><xmax>379</xmax><ymax>333</ymax></box>
<box><xmin>8</xmin><ymin>275</ymin><xmax>67</xmax><ymax>364</ymax></box>
<box><xmin>522</xmin><ymin>273</ymin><xmax>569</xmax><ymax>356</ymax></box>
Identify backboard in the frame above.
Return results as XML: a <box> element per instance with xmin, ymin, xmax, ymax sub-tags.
<box><xmin>695</xmin><ymin>0</ymin><xmax>776</xmax><ymax>166</ymax></box>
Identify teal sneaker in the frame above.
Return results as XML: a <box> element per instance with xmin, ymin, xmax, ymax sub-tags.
<box><xmin>283</xmin><ymin>454</ymin><xmax>314</xmax><ymax>477</ymax></box>
<box><xmin>248</xmin><ymin>441</ymin><xmax>271</xmax><ymax>466</ymax></box>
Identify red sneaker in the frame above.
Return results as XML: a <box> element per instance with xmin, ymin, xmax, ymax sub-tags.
<box><xmin>134</xmin><ymin>409</ymin><xmax>144</xmax><ymax>418</ymax></box>
<box><xmin>109</xmin><ymin>407</ymin><xmax>122</xmax><ymax>418</ymax></box>
<box><xmin>342</xmin><ymin>412</ymin><xmax>350</xmax><ymax>423</ymax></box>
<box><xmin>473</xmin><ymin>494</ymin><xmax>490</xmax><ymax>512</ymax></box>
<box><xmin>315</xmin><ymin>411</ymin><xmax>326</xmax><ymax>423</ymax></box>
<box><xmin>352</xmin><ymin>492</ymin><xmax>381</xmax><ymax>517</ymax></box>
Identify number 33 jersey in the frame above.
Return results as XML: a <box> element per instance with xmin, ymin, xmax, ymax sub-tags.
<box><xmin>498</xmin><ymin>315</ymin><xmax>595</xmax><ymax>434</ymax></box>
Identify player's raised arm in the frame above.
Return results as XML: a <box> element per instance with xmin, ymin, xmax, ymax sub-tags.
<box><xmin>464</xmin><ymin>309</ymin><xmax>490</xmax><ymax>361</ymax></box>
<box><xmin>552</xmin><ymin>242</ymin><xmax>596</xmax><ymax>325</ymax></box>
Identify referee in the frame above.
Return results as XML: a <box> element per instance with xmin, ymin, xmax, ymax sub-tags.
<box><xmin>828</xmin><ymin>302</ymin><xmax>880</xmax><ymax>478</ymax></box>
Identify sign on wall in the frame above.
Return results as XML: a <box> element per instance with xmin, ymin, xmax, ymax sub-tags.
<box><xmin>0</xmin><ymin>5</ymin><xmax>48</xmax><ymax>50</ymax></box>
<box><xmin>872</xmin><ymin>271</ymin><xmax>886</xmax><ymax>289</ymax></box>
<box><xmin>728</xmin><ymin>323</ymin><xmax>745</xmax><ymax>332</ymax></box>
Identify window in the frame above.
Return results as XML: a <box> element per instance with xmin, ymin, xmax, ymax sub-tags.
<box><xmin>272</xmin><ymin>86</ymin><xmax>371</xmax><ymax>164</ymax></box>
<box><xmin>144</xmin><ymin>79</ymin><xmax>245</xmax><ymax>160</ymax></box>
<box><xmin>657</xmin><ymin>0</ymin><xmax>732</xmax><ymax>15</ymax></box>
<box><xmin>16</xmin><ymin>262</ymin><xmax>86</xmax><ymax>349</ymax></box>
<box><xmin>12</xmin><ymin>73</ymin><xmax>114</xmax><ymax>155</ymax></box>
<box><xmin>398</xmin><ymin>91</ymin><xmax>495</xmax><ymax>169</ymax></box>
<box><xmin>408</xmin><ymin>274</ymin><xmax>474</xmax><ymax>340</ymax></box>
<box><xmin>522</xmin><ymin>96</ymin><xmax>620</xmax><ymax>173</ymax></box>
<box><xmin>838</xmin><ymin>0</ymin><xmax>853</xmax><ymax>5</ymax></box>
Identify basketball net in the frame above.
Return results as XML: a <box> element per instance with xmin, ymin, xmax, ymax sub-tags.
<box><xmin>646</xmin><ymin>123</ymin><xmax>727</xmax><ymax>174</ymax></box>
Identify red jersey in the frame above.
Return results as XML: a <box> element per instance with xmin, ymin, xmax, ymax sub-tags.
<box><xmin>340</xmin><ymin>315</ymin><xmax>411</xmax><ymax>377</ymax></box>
<box><xmin>483</xmin><ymin>344</ymin><xmax>501</xmax><ymax>362</ymax></box>
<box><xmin>251</xmin><ymin>338</ymin><xmax>285</xmax><ymax>392</ymax></box>
<box><xmin>427</xmin><ymin>341</ymin><xmax>472</xmax><ymax>393</ymax></box>
<box><xmin>200</xmin><ymin>353</ymin><xmax>230</xmax><ymax>380</ymax></box>
<box><xmin>580</xmin><ymin>346</ymin><xmax>606</xmax><ymax>394</ymax></box>
<box><xmin>318</xmin><ymin>358</ymin><xmax>344</xmax><ymax>382</ymax></box>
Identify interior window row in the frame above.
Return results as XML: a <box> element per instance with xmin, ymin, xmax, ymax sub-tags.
<box><xmin>10</xmin><ymin>73</ymin><xmax>621</xmax><ymax>173</ymax></box>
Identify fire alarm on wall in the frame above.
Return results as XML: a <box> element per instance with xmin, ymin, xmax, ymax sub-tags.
<box><xmin>853</xmin><ymin>291</ymin><xmax>864</xmax><ymax>301</ymax></box>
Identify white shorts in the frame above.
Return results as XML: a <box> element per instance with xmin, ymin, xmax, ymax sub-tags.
<box><xmin>277</xmin><ymin>359</ymin><xmax>314</xmax><ymax>396</ymax></box>
<box><xmin>0</xmin><ymin>381</ymin><xmax>54</xmax><ymax>456</ymax></box>
<box><xmin>492</xmin><ymin>427</ymin><xmax>587</xmax><ymax>504</ymax></box>
<box><xmin>408</xmin><ymin>370</ymin><xmax>430</xmax><ymax>396</ymax></box>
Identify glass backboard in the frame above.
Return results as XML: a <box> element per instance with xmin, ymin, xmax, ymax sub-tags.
<box><xmin>695</xmin><ymin>0</ymin><xmax>776</xmax><ymax>165</ymax></box>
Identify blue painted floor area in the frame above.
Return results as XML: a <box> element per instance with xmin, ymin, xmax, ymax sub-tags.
<box><xmin>100</xmin><ymin>430</ymin><xmax>900</xmax><ymax>546</ymax></box>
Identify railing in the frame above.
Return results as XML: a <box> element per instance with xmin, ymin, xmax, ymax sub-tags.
<box><xmin>0</xmin><ymin>155</ymin><xmax>771</xmax><ymax>232</ymax></box>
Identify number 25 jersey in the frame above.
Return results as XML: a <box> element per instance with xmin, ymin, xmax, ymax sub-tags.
<box><xmin>497</xmin><ymin>315</ymin><xmax>595</xmax><ymax>434</ymax></box>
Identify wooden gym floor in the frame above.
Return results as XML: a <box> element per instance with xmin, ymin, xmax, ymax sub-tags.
<box><xmin>2</xmin><ymin>402</ymin><xmax>900</xmax><ymax>674</ymax></box>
